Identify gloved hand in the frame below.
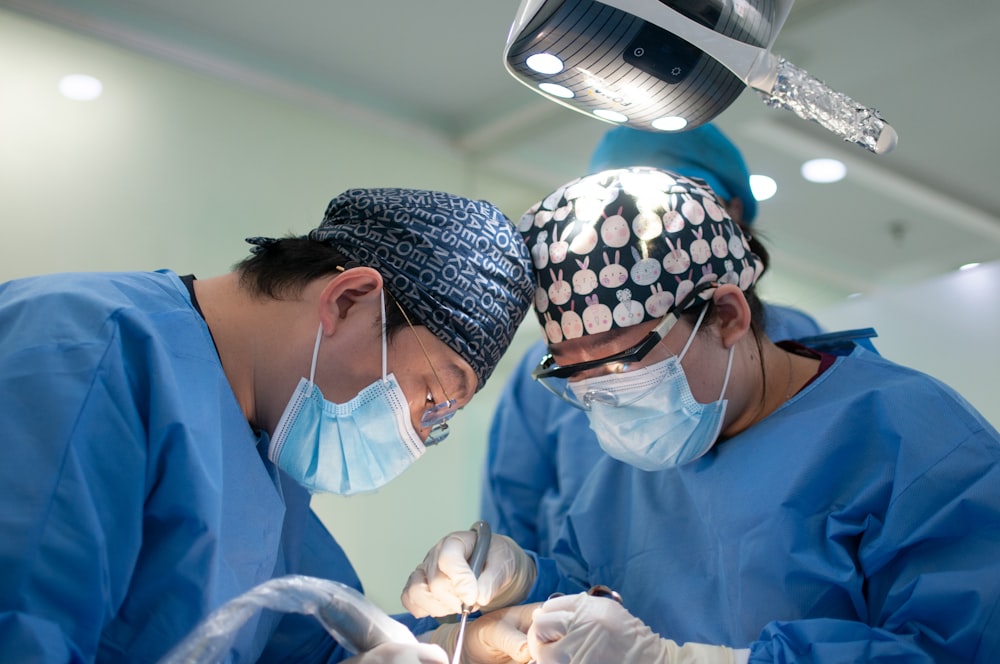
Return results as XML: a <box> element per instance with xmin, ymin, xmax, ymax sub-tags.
<box><xmin>402</xmin><ymin>531</ymin><xmax>535</xmax><ymax>618</ymax></box>
<box><xmin>528</xmin><ymin>593</ymin><xmax>747</xmax><ymax>664</ymax></box>
<box><xmin>341</xmin><ymin>641</ymin><xmax>449</xmax><ymax>664</ymax></box>
<box><xmin>422</xmin><ymin>603</ymin><xmax>539</xmax><ymax>663</ymax></box>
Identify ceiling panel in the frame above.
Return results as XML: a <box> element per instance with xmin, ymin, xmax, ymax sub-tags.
<box><xmin>3</xmin><ymin>0</ymin><xmax>998</xmax><ymax>302</ymax></box>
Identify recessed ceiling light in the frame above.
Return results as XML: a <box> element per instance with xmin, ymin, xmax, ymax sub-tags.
<box><xmin>59</xmin><ymin>74</ymin><xmax>103</xmax><ymax>101</ymax></box>
<box><xmin>526</xmin><ymin>53</ymin><xmax>564</xmax><ymax>75</ymax></box>
<box><xmin>801</xmin><ymin>158</ymin><xmax>846</xmax><ymax>183</ymax></box>
<box><xmin>538</xmin><ymin>82</ymin><xmax>574</xmax><ymax>99</ymax></box>
<box><xmin>593</xmin><ymin>109</ymin><xmax>628</xmax><ymax>123</ymax></box>
<box><xmin>651</xmin><ymin>116</ymin><xmax>687</xmax><ymax>131</ymax></box>
<box><xmin>959</xmin><ymin>262</ymin><xmax>981</xmax><ymax>271</ymax></box>
<box><xmin>749</xmin><ymin>174</ymin><xmax>777</xmax><ymax>201</ymax></box>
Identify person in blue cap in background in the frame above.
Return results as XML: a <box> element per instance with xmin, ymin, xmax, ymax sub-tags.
<box><xmin>0</xmin><ymin>187</ymin><xmax>535</xmax><ymax>663</ymax></box>
<box><xmin>481</xmin><ymin>124</ymin><xmax>824</xmax><ymax>558</ymax></box>
<box><xmin>402</xmin><ymin>168</ymin><xmax>1000</xmax><ymax>664</ymax></box>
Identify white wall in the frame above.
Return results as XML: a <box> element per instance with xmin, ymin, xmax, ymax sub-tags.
<box><xmin>814</xmin><ymin>260</ymin><xmax>1000</xmax><ymax>428</ymax></box>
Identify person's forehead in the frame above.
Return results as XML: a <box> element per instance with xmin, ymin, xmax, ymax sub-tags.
<box><xmin>551</xmin><ymin>318</ymin><xmax>659</xmax><ymax>363</ymax></box>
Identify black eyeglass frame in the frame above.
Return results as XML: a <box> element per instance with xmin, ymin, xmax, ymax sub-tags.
<box><xmin>530</xmin><ymin>283</ymin><xmax>715</xmax><ymax>383</ymax></box>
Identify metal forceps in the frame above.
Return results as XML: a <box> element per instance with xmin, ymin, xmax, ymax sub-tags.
<box><xmin>451</xmin><ymin>520</ymin><xmax>491</xmax><ymax>664</ymax></box>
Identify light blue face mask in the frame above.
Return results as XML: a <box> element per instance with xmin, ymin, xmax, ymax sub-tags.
<box><xmin>268</xmin><ymin>293</ymin><xmax>426</xmax><ymax>495</ymax></box>
<box><xmin>572</xmin><ymin>306</ymin><xmax>733</xmax><ymax>471</ymax></box>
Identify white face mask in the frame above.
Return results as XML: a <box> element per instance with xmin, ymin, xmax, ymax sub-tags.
<box><xmin>267</xmin><ymin>293</ymin><xmax>426</xmax><ymax>495</ymax></box>
<box><xmin>572</xmin><ymin>306</ymin><xmax>733</xmax><ymax>470</ymax></box>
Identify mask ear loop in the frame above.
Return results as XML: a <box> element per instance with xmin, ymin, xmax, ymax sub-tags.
<box><xmin>718</xmin><ymin>345</ymin><xmax>735</xmax><ymax>401</ymax></box>
<box><xmin>380</xmin><ymin>288</ymin><xmax>388</xmax><ymax>383</ymax></box>
<box><xmin>308</xmin><ymin>282</ymin><xmax>389</xmax><ymax>388</ymax></box>
<box><xmin>307</xmin><ymin>323</ymin><xmax>323</xmax><ymax>388</ymax></box>
<box><xmin>676</xmin><ymin>301</ymin><xmax>735</xmax><ymax>402</ymax></box>
<box><xmin>677</xmin><ymin>303</ymin><xmax>710</xmax><ymax>362</ymax></box>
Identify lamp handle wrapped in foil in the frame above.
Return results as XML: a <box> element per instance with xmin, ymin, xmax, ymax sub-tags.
<box><xmin>158</xmin><ymin>575</ymin><xmax>416</xmax><ymax>663</ymax></box>
<box><xmin>757</xmin><ymin>57</ymin><xmax>898</xmax><ymax>155</ymax></box>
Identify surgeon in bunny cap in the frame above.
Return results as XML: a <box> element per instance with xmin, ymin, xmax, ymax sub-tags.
<box><xmin>401</xmin><ymin>167</ymin><xmax>1000</xmax><ymax>664</ymax></box>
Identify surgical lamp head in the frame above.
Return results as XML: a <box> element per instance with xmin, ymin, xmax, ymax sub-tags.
<box><xmin>504</xmin><ymin>0</ymin><xmax>897</xmax><ymax>155</ymax></box>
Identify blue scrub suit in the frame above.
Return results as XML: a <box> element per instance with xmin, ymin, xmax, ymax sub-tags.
<box><xmin>0</xmin><ymin>270</ymin><xmax>413</xmax><ymax>662</ymax></box>
<box><xmin>481</xmin><ymin>302</ymin><xmax>824</xmax><ymax>556</ymax></box>
<box><xmin>521</xmin><ymin>340</ymin><xmax>1000</xmax><ymax>663</ymax></box>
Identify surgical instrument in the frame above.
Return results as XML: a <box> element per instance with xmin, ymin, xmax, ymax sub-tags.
<box><xmin>452</xmin><ymin>520</ymin><xmax>492</xmax><ymax>664</ymax></box>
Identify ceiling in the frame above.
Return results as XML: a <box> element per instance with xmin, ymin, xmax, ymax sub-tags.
<box><xmin>5</xmin><ymin>0</ymin><xmax>999</xmax><ymax>302</ymax></box>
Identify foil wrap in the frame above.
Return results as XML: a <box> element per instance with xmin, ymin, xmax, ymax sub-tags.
<box><xmin>759</xmin><ymin>57</ymin><xmax>896</xmax><ymax>154</ymax></box>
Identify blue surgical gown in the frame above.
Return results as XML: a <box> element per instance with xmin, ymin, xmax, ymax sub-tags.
<box><xmin>481</xmin><ymin>302</ymin><xmax>825</xmax><ymax>556</ymax></box>
<box><xmin>0</xmin><ymin>270</ymin><xmax>398</xmax><ymax>662</ymax></box>
<box><xmin>523</xmin><ymin>341</ymin><xmax>1000</xmax><ymax>662</ymax></box>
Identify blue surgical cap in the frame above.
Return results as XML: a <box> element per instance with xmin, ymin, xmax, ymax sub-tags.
<box><xmin>588</xmin><ymin>124</ymin><xmax>758</xmax><ymax>224</ymax></box>
<box><xmin>250</xmin><ymin>188</ymin><xmax>534</xmax><ymax>391</ymax></box>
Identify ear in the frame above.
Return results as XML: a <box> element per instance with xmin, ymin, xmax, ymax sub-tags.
<box><xmin>712</xmin><ymin>283</ymin><xmax>751</xmax><ymax>348</ymax></box>
<box><xmin>317</xmin><ymin>267</ymin><xmax>383</xmax><ymax>335</ymax></box>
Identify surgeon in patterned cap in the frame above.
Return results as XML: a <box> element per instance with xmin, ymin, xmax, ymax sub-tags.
<box><xmin>399</xmin><ymin>169</ymin><xmax>1000</xmax><ymax>664</ymax></box>
<box><xmin>245</xmin><ymin>187</ymin><xmax>535</xmax><ymax>495</ymax></box>
<box><xmin>517</xmin><ymin>166</ymin><xmax>763</xmax><ymax>467</ymax></box>
<box><xmin>0</xmin><ymin>185</ymin><xmax>533</xmax><ymax>664</ymax></box>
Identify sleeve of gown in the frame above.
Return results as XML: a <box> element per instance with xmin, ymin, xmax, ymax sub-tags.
<box><xmin>260</xmin><ymin>511</ymin><xmax>361</xmax><ymax>663</ymax></box>
<box><xmin>480</xmin><ymin>341</ymin><xmax>558</xmax><ymax>553</ymax></box>
<box><xmin>522</xmin><ymin>515</ymin><xmax>591</xmax><ymax>605</ymax></box>
<box><xmin>0</xmin><ymin>334</ymin><xmax>147</xmax><ymax>661</ymax></box>
<box><xmin>750</xmin><ymin>409</ymin><xmax>1000</xmax><ymax>663</ymax></box>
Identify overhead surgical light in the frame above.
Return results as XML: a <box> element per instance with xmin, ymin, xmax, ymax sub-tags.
<box><xmin>594</xmin><ymin>109</ymin><xmax>629</xmax><ymax>122</ymax></box>
<box><xmin>526</xmin><ymin>53</ymin><xmax>565</xmax><ymax>74</ymax></box>
<box><xmin>801</xmin><ymin>158</ymin><xmax>847</xmax><ymax>183</ymax></box>
<box><xmin>749</xmin><ymin>174</ymin><xmax>777</xmax><ymax>201</ymax></box>
<box><xmin>651</xmin><ymin>116</ymin><xmax>688</xmax><ymax>131</ymax></box>
<box><xmin>539</xmin><ymin>82</ymin><xmax>575</xmax><ymax>98</ymax></box>
<box><xmin>504</xmin><ymin>0</ymin><xmax>898</xmax><ymax>155</ymax></box>
<box><xmin>59</xmin><ymin>74</ymin><xmax>103</xmax><ymax>101</ymax></box>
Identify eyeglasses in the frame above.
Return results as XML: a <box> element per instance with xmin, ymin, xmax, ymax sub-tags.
<box><xmin>531</xmin><ymin>311</ymin><xmax>681</xmax><ymax>409</ymax></box>
<box><xmin>532</xmin><ymin>284</ymin><xmax>714</xmax><ymax>409</ymax></box>
<box><xmin>395</xmin><ymin>303</ymin><xmax>459</xmax><ymax>445</ymax></box>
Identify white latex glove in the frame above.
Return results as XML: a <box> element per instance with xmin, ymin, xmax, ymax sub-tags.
<box><xmin>341</xmin><ymin>641</ymin><xmax>449</xmax><ymax>664</ymax></box>
<box><xmin>422</xmin><ymin>603</ymin><xmax>539</xmax><ymax>664</ymax></box>
<box><xmin>528</xmin><ymin>593</ymin><xmax>747</xmax><ymax>664</ymax></box>
<box><xmin>402</xmin><ymin>531</ymin><xmax>535</xmax><ymax>618</ymax></box>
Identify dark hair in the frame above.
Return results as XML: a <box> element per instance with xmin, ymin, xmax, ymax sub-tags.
<box><xmin>234</xmin><ymin>236</ymin><xmax>409</xmax><ymax>338</ymax></box>
<box><xmin>738</xmin><ymin>220</ymin><xmax>771</xmax><ymax>278</ymax></box>
<box><xmin>678</xmin><ymin>226</ymin><xmax>772</xmax><ymax>413</ymax></box>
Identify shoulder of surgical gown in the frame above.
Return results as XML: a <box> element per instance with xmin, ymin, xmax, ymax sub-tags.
<box><xmin>545</xmin><ymin>344</ymin><xmax>1000</xmax><ymax>663</ymax></box>
<box><xmin>0</xmin><ymin>271</ymin><xmax>362</xmax><ymax>663</ymax></box>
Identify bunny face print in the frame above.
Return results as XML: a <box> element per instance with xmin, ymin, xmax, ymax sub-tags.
<box><xmin>518</xmin><ymin>167</ymin><xmax>761</xmax><ymax>341</ymax></box>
